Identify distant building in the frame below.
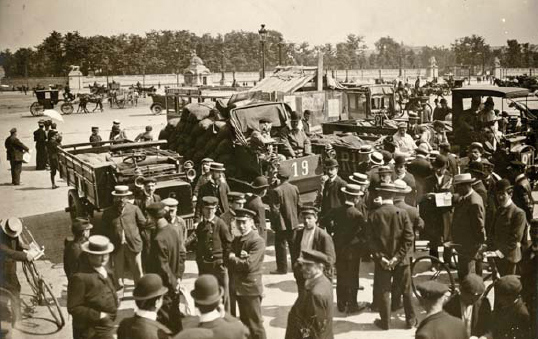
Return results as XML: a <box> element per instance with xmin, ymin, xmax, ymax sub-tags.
<box><xmin>183</xmin><ymin>50</ymin><xmax>211</xmax><ymax>86</ymax></box>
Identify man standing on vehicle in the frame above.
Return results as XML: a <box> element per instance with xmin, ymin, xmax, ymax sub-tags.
<box><xmin>195</xmin><ymin>162</ymin><xmax>230</xmax><ymax>221</ymax></box>
<box><xmin>33</xmin><ymin>120</ymin><xmax>47</xmax><ymax>170</ymax></box>
<box><xmin>281</xmin><ymin>111</ymin><xmax>312</xmax><ymax>158</ymax></box>
<box><xmin>246</xmin><ymin>176</ymin><xmax>270</xmax><ymax>242</ymax></box>
<box><xmin>4</xmin><ymin>128</ymin><xmax>29</xmax><ymax>186</ymax></box>
<box><xmin>193</xmin><ymin>158</ymin><xmax>213</xmax><ymax>198</ymax></box>
<box><xmin>134</xmin><ymin>177</ymin><xmax>161</xmax><ymax>271</ymax></box>
<box><xmin>393</xmin><ymin>121</ymin><xmax>417</xmax><ymax>156</ymax></box>
<box><xmin>102</xmin><ymin>186</ymin><xmax>145</xmax><ymax>289</ymax></box>
<box><xmin>1</xmin><ymin>217</ymin><xmax>37</xmax><ymax>322</ymax></box>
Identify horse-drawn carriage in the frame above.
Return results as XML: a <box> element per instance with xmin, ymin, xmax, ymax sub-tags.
<box><xmin>30</xmin><ymin>90</ymin><xmax>74</xmax><ymax>116</ymax></box>
<box><xmin>108</xmin><ymin>88</ymin><xmax>137</xmax><ymax>109</ymax></box>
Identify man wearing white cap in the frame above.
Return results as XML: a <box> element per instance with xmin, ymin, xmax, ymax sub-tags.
<box><xmin>393</xmin><ymin>121</ymin><xmax>417</xmax><ymax>156</ymax></box>
<box><xmin>1</xmin><ymin>217</ymin><xmax>37</xmax><ymax>321</ymax></box>
<box><xmin>162</xmin><ymin>197</ymin><xmax>187</xmax><ymax>257</ymax></box>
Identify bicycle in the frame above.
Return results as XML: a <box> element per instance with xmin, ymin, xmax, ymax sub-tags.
<box><xmin>19</xmin><ymin>225</ymin><xmax>65</xmax><ymax>329</ymax></box>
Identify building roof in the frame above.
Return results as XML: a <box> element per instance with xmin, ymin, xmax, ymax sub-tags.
<box><xmin>452</xmin><ymin>86</ymin><xmax>529</xmax><ymax>98</ymax></box>
<box><xmin>250</xmin><ymin>66</ymin><xmax>317</xmax><ymax>94</ymax></box>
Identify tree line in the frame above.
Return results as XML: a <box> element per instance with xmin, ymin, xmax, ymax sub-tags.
<box><xmin>0</xmin><ymin>30</ymin><xmax>537</xmax><ymax>78</ymax></box>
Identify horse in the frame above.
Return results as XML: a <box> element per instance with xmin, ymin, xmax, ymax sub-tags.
<box><xmin>76</xmin><ymin>93</ymin><xmax>104</xmax><ymax>113</ymax></box>
<box><xmin>89</xmin><ymin>84</ymin><xmax>108</xmax><ymax>95</ymax></box>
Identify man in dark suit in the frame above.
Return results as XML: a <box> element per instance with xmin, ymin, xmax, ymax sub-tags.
<box><xmin>319</xmin><ymin>158</ymin><xmax>346</xmax><ymax>231</ymax></box>
<box><xmin>102</xmin><ymin>186</ymin><xmax>145</xmax><ymax>287</ymax></box>
<box><xmin>291</xmin><ymin>205</ymin><xmax>335</xmax><ymax>293</ymax></box>
<box><xmin>520</xmin><ymin>219</ymin><xmax>538</xmax><ymax>338</ymax></box>
<box><xmin>392</xmin><ymin>155</ymin><xmax>417</xmax><ymax>206</ymax></box>
<box><xmin>67</xmin><ymin>236</ymin><xmax>119</xmax><ymax>339</ymax></box>
<box><xmin>194</xmin><ymin>196</ymin><xmax>233</xmax><ymax>312</ymax></box>
<box><xmin>468</xmin><ymin>162</ymin><xmax>488</xmax><ymax>209</ymax></box>
<box><xmin>146</xmin><ymin>202</ymin><xmax>183</xmax><ymax>334</ymax></box>
<box><xmin>117</xmin><ymin>274</ymin><xmax>172</xmax><ymax>339</ymax></box>
<box><xmin>491</xmin><ymin>275</ymin><xmax>532</xmax><ymax>339</ymax></box>
<box><xmin>33</xmin><ymin>120</ymin><xmax>47</xmax><ymax>170</ymax></box>
<box><xmin>227</xmin><ymin>208</ymin><xmax>266</xmax><ymax>339</ymax></box>
<box><xmin>368</xmin><ymin>182</ymin><xmax>416</xmax><ymax>330</ymax></box>
<box><xmin>220</xmin><ymin>192</ymin><xmax>246</xmax><ymax>241</ymax></box>
<box><xmin>489</xmin><ymin>179</ymin><xmax>527</xmax><ymax>276</ymax></box>
<box><xmin>443</xmin><ymin>274</ymin><xmax>492</xmax><ymax>338</ymax></box>
<box><xmin>285</xmin><ymin>250</ymin><xmax>333</xmax><ymax>339</ymax></box>
<box><xmin>63</xmin><ymin>218</ymin><xmax>92</xmax><ymax>281</ymax></box>
<box><xmin>195</xmin><ymin>162</ymin><xmax>230</xmax><ymax>221</ymax></box>
<box><xmin>407</xmin><ymin>146</ymin><xmax>432</xmax><ymax>203</ymax></box>
<box><xmin>439</xmin><ymin>142</ymin><xmax>458</xmax><ymax>176</ymax></box>
<box><xmin>89</xmin><ymin>126</ymin><xmax>102</xmax><ymax>146</ymax></box>
<box><xmin>134</xmin><ymin>177</ymin><xmax>161</xmax><ymax>271</ymax></box>
<box><xmin>420</xmin><ymin>154</ymin><xmax>454</xmax><ymax>268</ymax></box>
<box><xmin>4</xmin><ymin>128</ymin><xmax>29</xmax><ymax>185</ymax></box>
<box><xmin>323</xmin><ymin>184</ymin><xmax>367</xmax><ymax>313</ymax></box>
<box><xmin>415</xmin><ymin>281</ymin><xmax>467</xmax><ymax>339</ymax></box>
<box><xmin>268</xmin><ymin>166</ymin><xmax>300</xmax><ymax>274</ymax></box>
<box><xmin>245</xmin><ymin>176</ymin><xmax>270</xmax><ymax>242</ymax></box>
<box><xmin>181</xmin><ymin>275</ymin><xmax>249</xmax><ymax>339</ymax></box>
<box><xmin>452</xmin><ymin>173</ymin><xmax>486</xmax><ymax>280</ymax></box>
<box><xmin>511</xmin><ymin>161</ymin><xmax>533</xmax><ymax>250</ymax></box>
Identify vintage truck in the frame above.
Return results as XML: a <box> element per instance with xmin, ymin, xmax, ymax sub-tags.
<box><xmin>58</xmin><ymin>140</ymin><xmax>196</xmax><ymax>229</ymax></box>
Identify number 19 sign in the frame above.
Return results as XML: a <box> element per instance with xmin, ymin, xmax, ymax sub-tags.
<box><xmin>285</xmin><ymin>155</ymin><xmax>320</xmax><ymax>178</ymax></box>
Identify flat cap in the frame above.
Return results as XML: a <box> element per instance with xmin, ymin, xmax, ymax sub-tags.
<box><xmin>495</xmin><ymin>275</ymin><xmax>522</xmax><ymax>296</ymax></box>
<box><xmin>227</xmin><ymin>192</ymin><xmax>246</xmax><ymax>203</ymax></box>
<box><xmin>146</xmin><ymin>202</ymin><xmax>167</xmax><ymax>218</ymax></box>
<box><xmin>300</xmin><ymin>204</ymin><xmax>319</xmax><ymax>215</ymax></box>
<box><xmin>298</xmin><ymin>249</ymin><xmax>329</xmax><ymax>266</ymax></box>
<box><xmin>416</xmin><ymin>281</ymin><xmax>449</xmax><ymax>300</ymax></box>
<box><xmin>460</xmin><ymin>273</ymin><xmax>485</xmax><ymax>295</ymax></box>
<box><xmin>234</xmin><ymin>208</ymin><xmax>256</xmax><ymax>221</ymax></box>
<box><xmin>202</xmin><ymin>196</ymin><xmax>219</xmax><ymax>206</ymax></box>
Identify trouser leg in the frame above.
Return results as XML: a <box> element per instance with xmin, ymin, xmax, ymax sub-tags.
<box><xmin>229</xmin><ymin>274</ymin><xmax>237</xmax><ymax>317</ymax></box>
<box><xmin>442</xmin><ymin>246</ymin><xmax>453</xmax><ymax>265</ymax></box>
<box><xmin>494</xmin><ymin>258</ymin><xmax>517</xmax><ymax>276</ymax></box>
<box><xmin>429</xmin><ymin>243</ymin><xmax>439</xmax><ymax>259</ymax></box>
<box><xmin>112</xmin><ymin>246</ymin><xmax>125</xmax><ymax>286</ymax></box>
<box><xmin>237</xmin><ymin>295</ymin><xmax>266</xmax><ymax>339</ymax></box>
<box><xmin>274</xmin><ymin>230</ymin><xmax>288</xmax><ymax>272</ymax></box>
<box><xmin>125</xmin><ymin>249</ymin><xmax>142</xmax><ymax>283</ymax></box>
<box><xmin>457</xmin><ymin>255</ymin><xmax>476</xmax><ymax>282</ymax></box>
<box><xmin>375</xmin><ymin>263</ymin><xmax>392</xmax><ymax>329</ymax></box>
<box><xmin>393</xmin><ymin>265</ymin><xmax>416</xmax><ymax>323</ymax></box>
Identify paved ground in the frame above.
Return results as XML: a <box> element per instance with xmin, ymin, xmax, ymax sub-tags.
<box><xmin>0</xmin><ymin>87</ymin><xmax>533</xmax><ymax>338</ymax></box>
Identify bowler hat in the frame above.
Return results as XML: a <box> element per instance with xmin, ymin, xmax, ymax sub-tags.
<box><xmin>416</xmin><ymin>281</ymin><xmax>449</xmax><ymax>300</ymax></box>
<box><xmin>432</xmin><ymin>154</ymin><xmax>448</xmax><ymax>168</ymax></box>
<box><xmin>111</xmin><ymin>185</ymin><xmax>132</xmax><ymax>197</ymax></box>
<box><xmin>209</xmin><ymin>162</ymin><xmax>226</xmax><ymax>172</ymax></box>
<box><xmin>495</xmin><ymin>179</ymin><xmax>513</xmax><ymax>193</ymax></box>
<box><xmin>460</xmin><ymin>273</ymin><xmax>485</xmax><ymax>296</ymax></box>
<box><xmin>303</xmin><ymin>109</ymin><xmax>313</xmax><ymax>116</ymax></box>
<box><xmin>376</xmin><ymin>182</ymin><xmax>400</xmax><ymax>193</ymax></box>
<box><xmin>324</xmin><ymin>158</ymin><xmax>339</xmax><ymax>168</ymax></box>
<box><xmin>227</xmin><ymin>192</ymin><xmax>247</xmax><ymax>204</ymax></box>
<box><xmin>394</xmin><ymin>179</ymin><xmax>412</xmax><ymax>194</ymax></box>
<box><xmin>495</xmin><ymin>275</ymin><xmax>522</xmax><ymax>296</ymax></box>
<box><xmin>394</xmin><ymin>155</ymin><xmax>407</xmax><ymax>166</ymax></box>
<box><xmin>251</xmin><ymin>176</ymin><xmax>269</xmax><ymax>190</ymax></box>
<box><xmin>202</xmin><ymin>196</ymin><xmax>219</xmax><ymax>207</ymax></box>
<box><xmin>146</xmin><ymin>202</ymin><xmax>167</xmax><ymax>219</ymax></box>
<box><xmin>369</xmin><ymin>152</ymin><xmax>384</xmax><ymax>165</ymax></box>
<box><xmin>349</xmin><ymin>172</ymin><xmax>369</xmax><ymax>186</ymax></box>
<box><xmin>485</xmin><ymin>96</ymin><xmax>494</xmax><ymax>106</ymax></box>
<box><xmin>453</xmin><ymin>173</ymin><xmax>474</xmax><ymax>185</ymax></box>
<box><xmin>358</xmin><ymin>145</ymin><xmax>373</xmax><ymax>154</ymax></box>
<box><xmin>298</xmin><ymin>249</ymin><xmax>329</xmax><ymax>266</ymax></box>
<box><xmin>162</xmin><ymin>197</ymin><xmax>179</xmax><ymax>207</ymax></box>
<box><xmin>234</xmin><ymin>208</ymin><xmax>256</xmax><ymax>221</ymax></box>
<box><xmin>133</xmin><ymin>274</ymin><xmax>168</xmax><ymax>300</ymax></box>
<box><xmin>72</xmin><ymin>218</ymin><xmax>93</xmax><ymax>233</ymax></box>
<box><xmin>440</xmin><ymin>98</ymin><xmax>447</xmax><ymax>104</ymax></box>
<box><xmin>1</xmin><ymin>217</ymin><xmax>23</xmax><ymax>238</ymax></box>
<box><xmin>277</xmin><ymin>166</ymin><xmax>292</xmax><ymax>179</ymax></box>
<box><xmin>91</xmin><ymin>126</ymin><xmax>99</xmax><ymax>131</ymax></box>
<box><xmin>341</xmin><ymin>184</ymin><xmax>364</xmax><ymax>196</ymax></box>
<box><xmin>81</xmin><ymin>235</ymin><xmax>114</xmax><ymax>254</ymax></box>
<box><xmin>467</xmin><ymin>161</ymin><xmax>485</xmax><ymax>177</ymax></box>
<box><xmin>191</xmin><ymin>275</ymin><xmax>224</xmax><ymax>305</ymax></box>
<box><xmin>433</xmin><ymin>120</ymin><xmax>445</xmax><ymax>129</ymax></box>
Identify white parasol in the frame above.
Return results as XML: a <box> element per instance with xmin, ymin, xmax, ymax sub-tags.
<box><xmin>43</xmin><ymin>109</ymin><xmax>64</xmax><ymax>122</ymax></box>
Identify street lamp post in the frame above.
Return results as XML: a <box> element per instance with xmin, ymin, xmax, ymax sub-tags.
<box><xmin>258</xmin><ymin>24</ymin><xmax>268</xmax><ymax>80</ymax></box>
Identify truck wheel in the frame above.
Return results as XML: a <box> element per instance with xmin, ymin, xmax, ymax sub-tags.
<box><xmin>68</xmin><ymin>189</ymin><xmax>87</xmax><ymax>220</ymax></box>
<box><xmin>151</xmin><ymin>104</ymin><xmax>163</xmax><ymax>115</ymax></box>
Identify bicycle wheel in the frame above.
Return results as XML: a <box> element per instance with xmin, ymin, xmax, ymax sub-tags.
<box><xmin>38</xmin><ymin>279</ymin><xmax>65</xmax><ymax>329</ymax></box>
<box><xmin>22</xmin><ymin>262</ymin><xmax>40</xmax><ymax>296</ymax></box>
<box><xmin>411</xmin><ymin>255</ymin><xmax>456</xmax><ymax>299</ymax></box>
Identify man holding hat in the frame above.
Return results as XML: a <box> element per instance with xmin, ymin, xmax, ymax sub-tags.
<box><xmin>520</xmin><ymin>219</ymin><xmax>538</xmax><ymax>338</ymax></box>
<box><xmin>1</xmin><ymin>217</ymin><xmax>37</xmax><ymax>321</ymax></box>
<box><xmin>489</xmin><ymin>179</ymin><xmax>526</xmax><ymax>276</ymax></box>
<box><xmin>68</xmin><ymin>235</ymin><xmax>119</xmax><ymax>339</ymax></box>
<box><xmin>420</xmin><ymin>154</ymin><xmax>454</xmax><ymax>268</ymax></box>
<box><xmin>268</xmin><ymin>166</ymin><xmax>300</xmax><ymax>275</ymax></box>
<box><xmin>102</xmin><ymin>185</ymin><xmax>145</xmax><ymax>287</ymax></box>
<box><xmin>193</xmin><ymin>158</ymin><xmax>214</xmax><ymax>198</ymax></box>
<box><xmin>33</xmin><ymin>120</ymin><xmax>47</xmax><ymax>170</ymax></box>
<box><xmin>195</xmin><ymin>162</ymin><xmax>230</xmax><ymax>222</ymax></box>
<box><xmin>318</xmin><ymin>158</ymin><xmax>346</xmax><ymax>229</ymax></box>
<box><xmin>491</xmin><ymin>275</ymin><xmax>531</xmax><ymax>339</ymax></box>
<box><xmin>117</xmin><ymin>274</ymin><xmax>172</xmax><ymax>339</ymax></box>
<box><xmin>291</xmin><ymin>205</ymin><xmax>335</xmax><ymax>293</ymax></box>
<box><xmin>64</xmin><ymin>218</ymin><xmax>93</xmax><ymax>280</ymax></box>
<box><xmin>452</xmin><ymin>173</ymin><xmax>486</xmax><ymax>280</ymax></box>
<box><xmin>415</xmin><ymin>281</ymin><xmax>467</xmax><ymax>339</ymax></box>
<box><xmin>227</xmin><ymin>208</ymin><xmax>266</xmax><ymax>339</ymax></box>
<box><xmin>162</xmin><ymin>197</ymin><xmax>187</xmax><ymax>259</ymax></box>
<box><xmin>246</xmin><ymin>176</ymin><xmax>270</xmax><ymax>242</ymax></box>
<box><xmin>5</xmin><ymin>127</ymin><xmax>30</xmax><ymax>185</ymax></box>
<box><xmin>195</xmin><ymin>196</ymin><xmax>233</xmax><ymax>312</ymax></box>
<box><xmin>393</xmin><ymin>121</ymin><xmax>417</xmax><ymax>156</ymax></box>
<box><xmin>281</xmin><ymin>111</ymin><xmax>312</xmax><ymax>158</ymax></box>
<box><xmin>146</xmin><ymin>201</ymin><xmax>183</xmax><ymax>334</ymax></box>
<box><xmin>182</xmin><ymin>275</ymin><xmax>249</xmax><ymax>339</ymax></box>
<box><xmin>89</xmin><ymin>126</ymin><xmax>102</xmax><ymax>146</ymax></box>
<box><xmin>285</xmin><ymin>250</ymin><xmax>333</xmax><ymax>339</ymax></box>
<box><xmin>323</xmin><ymin>184</ymin><xmax>367</xmax><ymax>313</ymax></box>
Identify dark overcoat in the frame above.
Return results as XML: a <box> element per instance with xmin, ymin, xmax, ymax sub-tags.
<box><xmin>101</xmin><ymin>203</ymin><xmax>145</xmax><ymax>254</ymax></box>
<box><xmin>444</xmin><ymin>293</ymin><xmax>492</xmax><ymax>337</ymax></box>
<box><xmin>5</xmin><ymin>135</ymin><xmax>29</xmax><ymax>162</ymax></box>
<box><xmin>228</xmin><ymin>230</ymin><xmax>265</xmax><ymax>296</ymax></box>
<box><xmin>452</xmin><ymin>191</ymin><xmax>485</xmax><ymax>257</ymax></box>
<box><xmin>148</xmin><ymin>224</ymin><xmax>183</xmax><ymax>290</ymax></box>
<box><xmin>117</xmin><ymin>315</ymin><xmax>172</xmax><ymax>339</ymax></box>
<box><xmin>419</xmin><ymin>174</ymin><xmax>453</xmax><ymax>244</ymax></box>
<box><xmin>269</xmin><ymin>180</ymin><xmax>300</xmax><ymax>232</ymax></box>
<box><xmin>290</xmin><ymin>227</ymin><xmax>335</xmax><ymax>268</ymax></box>
<box><xmin>490</xmin><ymin>202</ymin><xmax>526</xmax><ymax>263</ymax></box>
<box><xmin>415</xmin><ymin>311</ymin><xmax>467</xmax><ymax>339</ymax></box>
<box><xmin>0</xmin><ymin>232</ymin><xmax>27</xmax><ymax>293</ymax></box>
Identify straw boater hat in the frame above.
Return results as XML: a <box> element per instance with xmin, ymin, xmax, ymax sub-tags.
<box><xmin>191</xmin><ymin>275</ymin><xmax>224</xmax><ymax>305</ymax></box>
<box><xmin>408</xmin><ymin>112</ymin><xmax>419</xmax><ymax>121</ymax></box>
<box><xmin>1</xmin><ymin>217</ymin><xmax>23</xmax><ymax>238</ymax></box>
<box><xmin>397</xmin><ymin>121</ymin><xmax>408</xmax><ymax>129</ymax></box>
<box><xmin>376</xmin><ymin>182</ymin><xmax>401</xmax><ymax>193</ymax></box>
<box><xmin>201</xmin><ymin>158</ymin><xmax>214</xmax><ymax>164</ymax></box>
<box><xmin>341</xmin><ymin>184</ymin><xmax>364</xmax><ymax>196</ymax></box>
<box><xmin>349</xmin><ymin>172</ymin><xmax>369</xmax><ymax>186</ymax></box>
<box><xmin>359</xmin><ymin>145</ymin><xmax>374</xmax><ymax>154</ymax></box>
<box><xmin>369</xmin><ymin>151</ymin><xmax>384</xmax><ymax>166</ymax></box>
<box><xmin>162</xmin><ymin>197</ymin><xmax>179</xmax><ymax>207</ymax></box>
<box><xmin>209</xmin><ymin>162</ymin><xmax>226</xmax><ymax>171</ymax></box>
<box><xmin>378</xmin><ymin>166</ymin><xmax>393</xmax><ymax>175</ymax></box>
<box><xmin>394</xmin><ymin>179</ymin><xmax>412</xmax><ymax>194</ymax></box>
<box><xmin>298</xmin><ymin>249</ymin><xmax>329</xmax><ymax>266</ymax></box>
<box><xmin>81</xmin><ymin>235</ymin><xmax>114</xmax><ymax>255</ymax></box>
<box><xmin>133</xmin><ymin>274</ymin><xmax>169</xmax><ymax>301</ymax></box>
<box><xmin>111</xmin><ymin>185</ymin><xmax>132</xmax><ymax>196</ymax></box>
<box><xmin>453</xmin><ymin>173</ymin><xmax>474</xmax><ymax>185</ymax></box>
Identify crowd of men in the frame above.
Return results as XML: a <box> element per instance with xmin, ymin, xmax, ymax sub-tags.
<box><xmin>1</xmin><ymin>99</ymin><xmax>537</xmax><ymax>339</ymax></box>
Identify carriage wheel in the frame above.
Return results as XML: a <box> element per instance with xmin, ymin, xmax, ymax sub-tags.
<box><xmin>30</xmin><ymin>102</ymin><xmax>44</xmax><ymax>116</ymax></box>
<box><xmin>38</xmin><ymin>279</ymin><xmax>65</xmax><ymax>328</ymax></box>
<box><xmin>151</xmin><ymin>104</ymin><xmax>163</xmax><ymax>115</ymax></box>
<box><xmin>60</xmin><ymin>102</ymin><xmax>74</xmax><ymax>115</ymax></box>
<box><xmin>68</xmin><ymin>189</ymin><xmax>87</xmax><ymax>220</ymax></box>
<box><xmin>411</xmin><ymin>255</ymin><xmax>456</xmax><ymax>300</ymax></box>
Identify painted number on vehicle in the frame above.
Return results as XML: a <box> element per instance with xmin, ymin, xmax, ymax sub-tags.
<box><xmin>291</xmin><ymin>160</ymin><xmax>309</xmax><ymax>177</ymax></box>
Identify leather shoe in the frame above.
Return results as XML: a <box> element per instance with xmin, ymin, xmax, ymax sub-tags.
<box><xmin>374</xmin><ymin>319</ymin><xmax>389</xmax><ymax>330</ymax></box>
<box><xmin>406</xmin><ymin>318</ymin><xmax>418</xmax><ymax>329</ymax></box>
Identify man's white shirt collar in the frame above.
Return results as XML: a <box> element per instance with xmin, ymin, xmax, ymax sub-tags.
<box><xmin>199</xmin><ymin>309</ymin><xmax>221</xmax><ymax>323</ymax></box>
<box><xmin>93</xmin><ymin>266</ymin><xmax>108</xmax><ymax>279</ymax></box>
<box><xmin>136</xmin><ymin>309</ymin><xmax>158</xmax><ymax>321</ymax></box>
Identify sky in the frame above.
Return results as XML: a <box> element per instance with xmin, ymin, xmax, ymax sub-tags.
<box><xmin>1</xmin><ymin>0</ymin><xmax>537</xmax><ymax>51</ymax></box>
